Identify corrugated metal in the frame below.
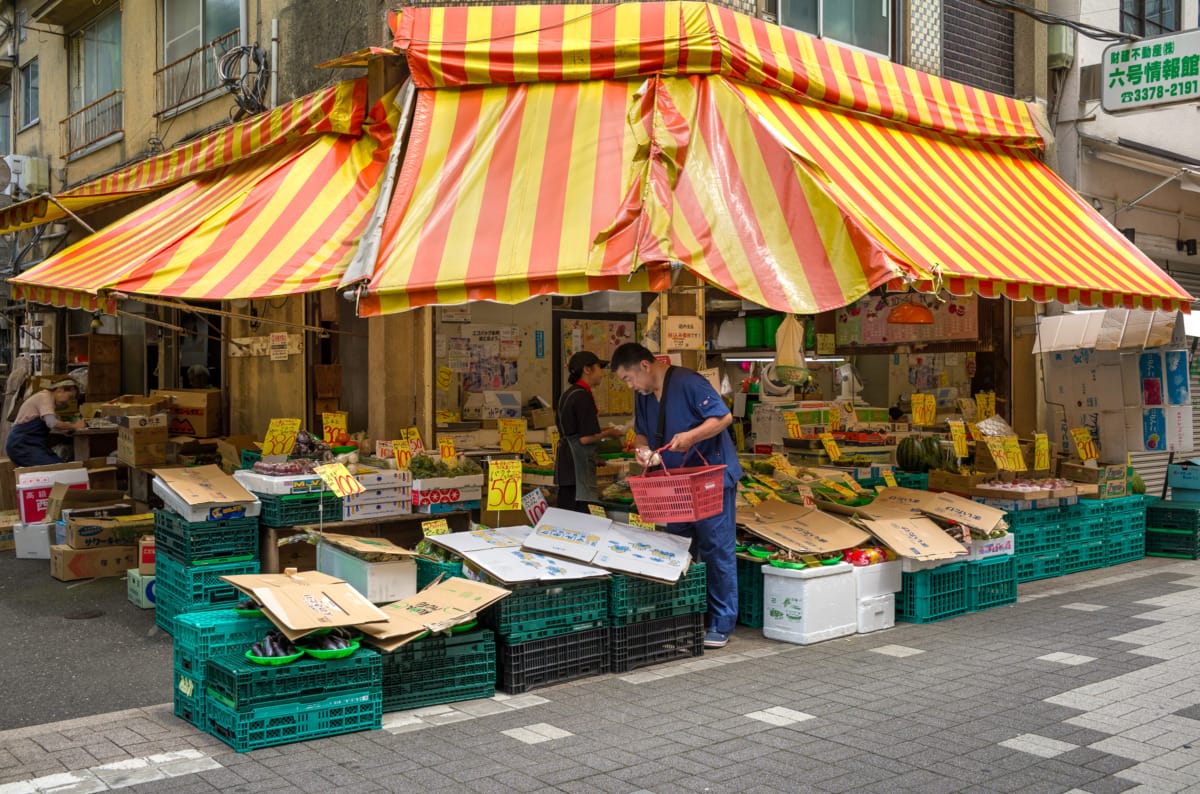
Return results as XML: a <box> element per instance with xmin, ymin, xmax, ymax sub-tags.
<box><xmin>1132</xmin><ymin>263</ymin><xmax>1200</xmax><ymax>497</ymax></box>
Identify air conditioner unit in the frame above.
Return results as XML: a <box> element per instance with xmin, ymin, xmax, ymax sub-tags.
<box><xmin>5</xmin><ymin>154</ymin><xmax>50</xmax><ymax>196</ymax></box>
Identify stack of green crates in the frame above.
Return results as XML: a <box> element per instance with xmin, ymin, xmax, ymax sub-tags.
<box><xmin>897</xmin><ymin>562</ymin><xmax>968</xmax><ymax>623</ymax></box>
<box><xmin>1104</xmin><ymin>495</ymin><xmax>1146</xmax><ymax>565</ymax></box>
<box><xmin>172</xmin><ymin>610</ymin><xmax>272</xmax><ymax>729</ymax></box>
<box><xmin>965</xmin><ymin>556</ymin><xmax>1017</xmax><ymax>612</ymax></box>
<box><xmin>1145</xmin><ymin>497</ymin><xmax>1199</xmax><ymax>559</ymax></box>
<box><xmin>415</xmin><ymin>557</ymin><xmax>465</xmax><ymax>590</ymax></box>
<box><xmin>607</xmin><ymin>563</ymin><xmax>707</xmax><ymax>673</ymax></box>
<box><xmin>378</xmin><ymin>629</ymin><xmax>496</xmax><ymax>712</ymax></box>
<box><xmin>1007</xmin><ymin>506</ymin><xmax>1064</xmax><ymax>583</ymax></box>
<box><xmin>1060</xmin><ymin>500</ymin><xmax>1108</xmax><ymax>574</ymax></box>
<box><xmin>736</xmin><ymin>556</ymin><xmax>766</xmax><ymax>628</ymax></box>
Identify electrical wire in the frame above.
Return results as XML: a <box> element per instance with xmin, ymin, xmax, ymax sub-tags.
<box><xmin>974</xmin><ymin>0</ymin><xmax>1137</xmax><ymax>43</ymax></box>
<box><xmin>217</xmin><ymin>44</ymin><xmax>270</xmax><ymax>117</ymax></box>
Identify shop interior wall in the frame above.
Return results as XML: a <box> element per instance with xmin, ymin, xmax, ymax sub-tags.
<box><xmin>367</xmin><ymin>308</ymin><xmax>432</xmax><ymax>443</ymax></box>
<box><xmin>226</xmin><ymin>297</ymin><xmax>307</xmax><ymax>437</ymax></box>
<box><xmin>338</xmin><ymin>296</ymin><xmax>370</xmax><ymax>432</ymax></box>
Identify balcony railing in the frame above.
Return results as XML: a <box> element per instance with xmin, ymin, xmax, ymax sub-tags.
<box><xmin>60</xmin><ymin>89</ymin><xmax>123</xmax><ymax>158</ymax></box>
<box><xmin>156</xmin><ymin>30</ymin><xmax>240</xmax><ymax>115</ymax></box>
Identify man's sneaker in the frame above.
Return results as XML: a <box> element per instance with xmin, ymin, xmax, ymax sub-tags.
<box><xmin>704</xmin><ymin>630</ymin><xmax>728</xmax><ymax>648</ymax></box>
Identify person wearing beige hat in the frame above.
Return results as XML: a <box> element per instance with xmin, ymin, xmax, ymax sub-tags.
<box><xmin>5</xmin><ymin>379</ymin><xmax>85</xmax><ymax>465</ymax></box>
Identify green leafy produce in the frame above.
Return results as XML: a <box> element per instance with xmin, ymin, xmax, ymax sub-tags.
<box><xmin>751</xmin><ymin>460</ymin><xmax>776</xmax><ymax>476</ymax></box>
<box><xmin>1130</xmin><ymin>470</ymin><xmax>1145</xmax><ymax>495</ymax></box>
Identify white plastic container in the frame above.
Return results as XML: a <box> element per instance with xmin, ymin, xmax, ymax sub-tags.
<box><xmin>316</xmin><ymin>543</ymin><xmax>416</xmax><ymax>604</ymax></box>
<box><xmin>762</xmin><ymin>562</ymin><xmax>857</xmax><ymax>645</ymax></box>
<box><xmin>857</xmin><ymin>594</ymin><xmax>895</xmax><ymax>633</ymax></box>
<box><xmin>852</xmin><ymin>561</ymin><xmax>901</xmax><ymax>599</ymax></box>
<box><xmin>13</xmin><ymin>522</ymin><xmax>54</xmax><ymax>559</ymax></box>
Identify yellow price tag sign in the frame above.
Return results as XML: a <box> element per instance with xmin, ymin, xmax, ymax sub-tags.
<box><xmin>486</xmin><ymin>459</ymin><xmax>522</xmax><ymax>511</ymax></box>
<box><xmin>882</xmin><ymin>470</ymin><xmax>897</xmax><ymax>487</ymax></box>
<box><xmin>498</xmin><ymin>418</ymin><xmax>527</xmax><ymax>453</ymax></box>
<box><xmin>1033</xmin><ymin>433</ymin><xmax>1050</xmax><ymax>471</ymax></box>
<box><xmin>975</xmin><ymin>392</ymin><xmax>996</xmax><ymax>420</ymax></box>
<box><xmin>435</xmin><ymin>410</ymin><xmax>460</xmax><ymax>424</ymax></box>
<box><xmin>421</xmin><ymin>518</ymin><xmax>450</xmax><ymax>536</ymax></box>
<box><xmin>313</xmin><ymin>462</ymin><xmax>365</xmax><ymax>498</ymax></box>
<box><xmin>438</xmin><ymin>435</ymin><xmax>456</xmax><ymax>461</ymax></box>
<box><xmin>628</xmin><ymin>514</ymin><xmax>657</xmax><ymax>530</ymax></box>
<box><xmin>321</xmin><ymin>412</ymin><xmax>347</xmax><ymax>444</ymax></box>
<box><xmin>948</xmin><ymin>420</ymin><xmax>969</xmax><ymax>458</ymax></box>
<box><xmin>845</xmin><ymin>478</ymin><xmax>865</xmax><ymax>494</ymax></box>
<box><xmin>984</xmin><ymin>437</ymin><xmax>1011</xmax><ymax>471</ymax></box>
<box><xmin>546</xmin><ymin>427</ymin><xmax>560</xmax><ymax>462</ymax></box>
<box><xmin>967</xmin><ymin>422</ymin><xmax>982</xmax><ymax>442</ymax></box>
<box><xmin>624</xmin><ymin>427</ymin><xmax>637</xmax><ymax>448</ymax></box>
<box><xmin>818</xmin><ymin>478</ymin><xmax>856</xmax><ymax>499</ymax></box>
<box><xmin>527</xmin><ymin>443</ymin><xmax>553</xmax><ymax>468</ymax></box>
<box><xmin>827</xmin><ymin>410</ymin><xmax>841</xmax><ymax>432</ymax></box>
<box><xmin>393</xmin><ymin>439</ymin><xmax>413</xmax><ymax>471</ymax></box>
<box><xmin>436</xmin><ymin>366</ymin><xmax>454</xmax><ymax>391</ymax></box>
<box><xmin>783</xmin><ymin>411</ymin><xmax>801</xmax><ymax>439</ymax></box>
<box><xmin>767</xmin><ymin>453</ymin><xmax>797</xmax><ymax>477</ymax></box>
<box><xmin>819</xmin><ymin>432</ymin><xmax>842</xmax><ymax>462</ymax></box>
<box><xmin>1002</xmin><ymin>436</ymin><xmax>1026</xmax><ymax>471</ymax></box>
<box><xmin>262</xmin><ymin>418</ymin><xmax>302</xmax><ymax>457</ymax></box>
<box><xmin>911</xmin><ymin>394</ymin><xmax>937</xmax><ymax>426</ymax></box>
<box><xmin>402</xmin><ymin>426</ymin><xmax>425</xmax><ymax>455</ymax></box>
<box><xmin>1070</xmin><ymin>427</ymin><xmax>1099</xmax><ymax>462</ymax></box>
<box><xmin>588</xmin><ymin>504</ymin><xmax>607</xmax><ymax>518</ymax></box>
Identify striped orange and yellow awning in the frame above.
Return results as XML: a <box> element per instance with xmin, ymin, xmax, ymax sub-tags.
<box><xmin>9</xmin><ymin>82</ymin><xmax>396</xmax><ymax>311</ymax></box>
<box><xmin>0</xmin><ymin>80</ymin><xmax>369</xmax><ymax>235</ymax></box>
<box><xmin>349</xmin><ymin>2</ymin><xmax>1191</xmax><ymax>315</ymax></box>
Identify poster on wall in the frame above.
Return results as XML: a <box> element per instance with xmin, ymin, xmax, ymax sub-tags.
<box><xmin>835</xmin><ymin>294</ymin><xmax>979</xmax><ymax>346</ymax></box>
<box><xmin>459</xmin><ymin>326</ymin><xmax>521</xmax><ymax>392</ymax></box>
<box><xmin>560</xmin><ymin>319</ymin><xmax>637</xmax><ymax>416</ymax></box>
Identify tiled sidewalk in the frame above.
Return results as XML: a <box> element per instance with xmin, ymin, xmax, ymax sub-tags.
<box><xmin>4</xmin><ymin>557</ymin><xmax>1200</xmax><ymax>793</ymax></box>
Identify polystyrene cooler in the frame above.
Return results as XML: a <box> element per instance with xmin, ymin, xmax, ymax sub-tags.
<box><xmin>762</xmin><ymin>562</ymin><xmax>857</xmax><ymax>644</ymax></box>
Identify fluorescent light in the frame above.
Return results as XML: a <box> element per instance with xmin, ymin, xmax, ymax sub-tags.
<box><xmin>722</xmin><ymin>356</ymin><xmax>775</xmax><ymax>363</ymax></box>
<box><xmin>808</xmin><ymin>357</ymin><xmax>845</xmax><ymax>363</ymax></box>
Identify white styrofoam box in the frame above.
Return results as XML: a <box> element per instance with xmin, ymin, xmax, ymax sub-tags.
<box><xmin>851</xmin><ymin>561</ymin><xmax>901</xmax><ymax>599</ymax></box>
<box><xmin>17</xmin><ymin>467</ymin><xmax>90</xmax><ymax>524</ymax></box>
<box><xmin>857</xmin><ymin>593</ymin><xmax>895</xmax><ymax>633</ymax></box>
<box><xmin>14</xmin><ymin>522</ymin><xmax>54</xmax><ymax>559</ymax></box>
<box><xmin>316</xmin><ymin>543</ymin><xmax>415</xmax><ymax>603</ymax></box>
<box><xmin>127</xmin><ymin>570</ymin><xmax>156</xmax><ymax>609</ymax></box>
<box><xmin>233</xmin><ymin>470</ymin><xmax>324</xmax><ymax>495</ymax></box>
<box><xmin>355</xmin><ymin>469</ymin><xmax>412</xmax><ymax>488</ymax></box>
<box><xmin>342</xmin><ymin>487</ymin><xmax>412</xmax><ymax>508</ymax></box>
<box><xmin>963</xmin><ymin>533</ymin><xmax>1015</xmax><ymax>561</ymax></box>
<box><xmin>342</xmin><ymin>500</ymin><xmax>411</xmax><ymax>521</ymax></box>
<box><xmin>762</xmin><ymin>562</ymin><xmax>857</xmax><ymax>645</ymax></box>
<box><xmin>152</xmin><ymin>477</ymin><xmax>261</xmax><ymax>523</ymax></box>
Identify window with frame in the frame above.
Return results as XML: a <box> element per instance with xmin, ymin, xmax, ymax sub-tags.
<box><xmin>160</xmin><ymin>0</ymin><xmax>240</xmax><ymax>112</ymax></box>
<box><xmin>19</xmin><ymin>59</ymin><xmax>37</xmax><ymax>128</ymax></box>
<box><xmin>0</xmin><ymin>88</ymin><xmax>10</xmax><ymax>153</ymax></box>
<box><xmin>774</xmin><ymin>0</ymin><xmax>892</xmax><ymax>58</ymax></box>
<box><xmin>69</xmin><ymin>8</ymin><xmax>122</xmax><ymax>112</ymax></box>
<box><xmin>1120</xmin><ymin>0</ymin><xmax>1181</xmax><ymax>37</ymax></box>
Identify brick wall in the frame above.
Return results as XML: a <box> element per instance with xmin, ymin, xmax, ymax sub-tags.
<box><xmin>941</xmin><ymin>0</ymin><xmax>1015</xmax><ymax>95</ymax></box>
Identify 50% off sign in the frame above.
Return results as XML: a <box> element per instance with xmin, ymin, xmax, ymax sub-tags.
<box><xmin>486</xmin><ymin>459</ymin><xmax>523</xmax><ymax>511</ymax></box>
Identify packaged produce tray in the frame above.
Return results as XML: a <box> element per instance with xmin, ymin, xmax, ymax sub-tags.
<box><xmin>257</xmin><ymin>492</ymin><xmax>343</xmax><ymax>528</ymax></box>
<box><xmin>965</xmin><ymin>556</ymin><xmax>1016</xmax><ymax>612</ymax></box>
<box><xmin>497</xmin><ymin>628</ymin><xmax>609</xmax><ymax>694</ymax></box>
<box><xmin>483</xmin><ymin>578</ymin><xmax>609</xmax><ymax>643</ymax></box>
<box><xmin>609</xmin><ymin>612</ymin><xmax>704</xmax><ymax>673</ymax></box>
<box><xmin>206</xmin><ymin>648</ymin><xmax>382</xmax><ymax>711</ymax></box>
<box><xmin>205</xmin><ymin>688</ymin><xmax>381</xmax><ymax>752</ymax></box>
<box><xmin>608</xmin><ymin>563</ymin><xmax>707</xmax><ymax>626</ymax></box>
<box><xmin>173</xmin><ymin>609</ymin><xmax>274</xmax><ymax>677</ymax></box>
<box><xmin>380</xmin><ymin>630</ymin><xmax>496</xmax><ymax>712</ymax></box>
<box><xmin>736</xmin><ymin>556</ymin><xmax>765</xmax><ymax>629</ymax></box>
<box><xmin>897</xmin><ymin>562</ymin><xmax>968</xmax><ymax>624</ymax></box>
<box><xmin>153</xmin><ymin>510</ymin><xmax>259</xmax><ymax>565</ymax></box>
<box><xmin>415</xmin><ymin>557</ymin><xmax>465</xmax><ymax>591</ymax></box>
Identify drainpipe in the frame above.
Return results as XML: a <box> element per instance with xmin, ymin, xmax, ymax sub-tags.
<box><xmin>270</xmin><ymin>18</ymin><xmax>278</xmax><ymax>108</ymax></box>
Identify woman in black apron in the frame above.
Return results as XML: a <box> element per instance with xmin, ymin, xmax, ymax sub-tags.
<box><xmin>6</xmin><ymin>379</ymin><xmax>86</xmax><ymax>466</ymax></box>
<box><xmin>554</xmin><ymin>351</ymin><xmax>623</xmax><ymax>511</ymax></box>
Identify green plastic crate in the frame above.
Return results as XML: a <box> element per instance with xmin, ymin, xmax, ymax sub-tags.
<box><xmin>1105</xmin><ymin>511</ymin><xmax>1146</xmax><ymax>536</ymax></box>
<box><xmin>737</xmin><ymin>556</ymin><xmax>765</xmax><ymax>629</ymax></box>
<box><xmin>173</xmin><ymin>610</ymin><xmax>273</xmax><ymax>677</ymax></box>
<box><xmin>1005</xmin><ymin>507</ymin><xmax>1062</xmax><ymax>531</ymax></box>
<box><xmin>482</xmin><ymin>578</ymin><xmax>608</xmax><ymax>643</ymax></box>
<box><xmin>894</xmin><ymin>472</ymin><xmax>929</xmax><ymax>490</ymax></box>
<box><xmin>1064</xmin><ymin>500</ymin><xmax>1107</xmax><ymax>523</ymax></box>
<box><xmin>1145</xmin><ymin>528</ymin><xmax>1200</xmax><ymax>559</ymax></box>
<box><xmin>1106</xmin><ymin>529</ymin><xmax>1146</xmax><ymax>566</ymax></box>
<box><xmin>415</xmin><ymin>557</ymin><xmax>464</xmax><ymax>591</ymax></box>
<box><xmin>1015</xmin><ymin>551</ymin><xmax>1063</xmax><ymax>582</ymax></box>
<box><xmin>173</xmin><ymin>664</ymin><xmax>206</xmax><ymax>728</ymax></box>
<box><xmin>257</xmin><ymin>492</ymin><xmax>343</xmax><ymax>528</ymax></box>
<box><xmin>155</xmin><ymin>587</ymin><xmax>244</xmax><ymax>637</ymax></box>
<box><xmin>1104</xmin><ymin>495</ymin><xmax>1145</xmax><ymax>515</ymax></box>
<box><xmin>897</xmin><ymin>563</ymin><xmax>968</xmax><ymax>624</ymax></box>
<box><xmin>205</xmin><ymin>688</ymin><xmax>381</xmax><ymax>752</ymax></box>
<box><xmin>1061</xmin><ymin>517</ymin><xmax>1106</xmax><ymax>545</ymax></box>
<box><xmin>1145</xmin><ymin>499</ymin><xmax>1200</xmax><ymax>532</ymax></box>
<box><xmin>206</xmin><ymin>649</ymin><xmax>382</xmax><ymax>711</ymax></box>
<box><xmin>965</xmin><ymin>557</ymin><xmax>1016</xmax><ymax>612</ymax></box>
<box><xmin>1008</xmin><ymin>522</ymin><xmax>1063</xmax><ymax>556</ymax></box>
<box><xmin>155</xmin><ymin>554</ymin><xmax>258</xmax><ymax>610</ymax></box>
<box><xmin>1063</xmin><ymin>539</ymin><xmax>1107</xmax><ymax>573</ymax></box>
<box><xmin>608</xmin><ymin>563</ymin><xmax>707</xmax><ymax>626</ymax></box>
<box><xmin>380</xmin><ymin>630</ymin><xmax>496</xmax><ymax>712</ymax></box>
<box><xmin>154</xmin><ymin>510</ymin><xmax>259</xmax><ymax>565</ymax></box>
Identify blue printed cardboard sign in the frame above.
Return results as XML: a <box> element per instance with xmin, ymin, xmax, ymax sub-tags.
<box><xmin>1139</xmin><ymin>352</ymin><xmax>1164</xmax><ymax>406</ymax></box>
<box><xmin>1143</xmin><ymin>408</ymin><xmax>1166</xmax><ymax>451</ymax></box>
<box><xmin>1165</xmin><ymin>350</ymin><xmax>1190</xmax><ymax>406</ymax></box>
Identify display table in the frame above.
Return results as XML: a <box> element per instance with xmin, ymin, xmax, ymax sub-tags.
<box><xmin>264</xmin><ymin>510</ymin><xmax>473</xmax><ymax>573</ymax></box>
<box><xmin>65</xmin><ymin>426</ymin><xmax>119</xmax><ymax>462</ymax></box>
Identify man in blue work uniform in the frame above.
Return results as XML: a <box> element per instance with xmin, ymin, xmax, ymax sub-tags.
<box><xmin>611</xmin><ymin>342</ymin><xmax>742</xmax><ymax>648</ymax></box>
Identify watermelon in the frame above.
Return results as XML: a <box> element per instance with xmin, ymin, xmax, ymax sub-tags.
<box><xmin>896</xmin><ymin>437</ymin><xmax>924</xmax><ymax>472</ymax></box>
<box><xmin>921</xmin><ymin>436</ymin><xmax>942</xmax><ymax>470</ymax></box>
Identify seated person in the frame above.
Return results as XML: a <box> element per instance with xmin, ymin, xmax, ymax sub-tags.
<box><xmin>6</xmin><ymin>379</ymin><xmax>85</xmax><ymax>466</ymax></box>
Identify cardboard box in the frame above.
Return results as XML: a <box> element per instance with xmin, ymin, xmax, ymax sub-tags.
<box><xmin>926</xmin><ymin>470</ymin><xmax>991</xmax><ymax>496</ymax></box>
<box><xmin>151</xmin><ymin>388</ymin><xmax>223</xmax><ymax>437</ymax></box>
<box><xmin>963</xmin><ymin>532</ymin><xmax>1015</xmax><ymax>561</ymax></box>
<box><xmin>50</xmin><ymin>544</ymin><xmax>138</xmax><ymax>581</ymax></box>
<box><xmin>233</xmin><ymin>470</ymin><xmax>326</xmax><ymax>496</ymax></box>
<box><xmin>430</xmin><ymin>525</ymin><xmax>608</xmax><ymax>584</ymax></box>
<box><xmin>0</xmin><ymin>510</ymin><xmax>17</xmax><ymax>551</ymax></box>
<box><xmin>412</xmin><ymin>475</ymin><xmax>484</xmax><ymax>507</ymax></box>
<box><xmin>139</xmin><ymin>535</ymin><xmax>156</xmax><ymax>575</ymax></box>
<box><xmin>528</xmin><ymin>407</ymin><xmax>555</xmax><ymax>429</ymax></box>
<box><xmin>522</xmin><ymin>508</ymin><xmax>692</xmax><ymax>582</ymax></box>
<box><xmin>480</xmin><ymin>391</ymin><xmax>521</xmax><ymax>420</ymax></box>
<box><xmin>358</xmin><ymin>577</ymin><xmax>511</xmax><ymax>651</ymax></box>
<box><xmin>64</xmin><ymin>514</ymin><xmax>154</xmax><ymax>549</ymax></box>
<box><xmin>100</xmin><ymin>395</ymin><xmax>169</xmax><ymax>418</ymax></box>
<box><xmin>342</xmin><ymin>500</ymin><xmax>410</xmax><ymax>521</ymax></box>
<box><xmin>0</xmin><ymin>459</ymin><xmax>15</xmax><ymax>512</ymax></box>
<box><xmin>860</xmin><ymin>516</ymin><xmax>967</xmax><ymax>563</ymax></box>
<box><xmin>735</xmin><ymin>500</ymin><xmax>871</xmax><ymax>554</ymax></box>
<box><xmin>127</xmin><ymin>570</ymin><xmax>156</xmax><ymax>608</ymax></box>
<box><xmin>118</xmin><ymin>421</ymin><xmax>169</xmax><ymax>467</ymax></box>
<box><xmin>1059</xmin><ymin>461</ymin><xmax>1126</xmax><ymax>485</ymax></box>
<box><xmin>16</xmin><ymin>464</ymin><xmax>90</xmax><ymax>524</ymax></box>
<box><xmin>221</xmin><ymin>570</ymin><xmax>390</xmax><ymax>641</ymax></box>
<box><xmin>46</xmin><ymin>485</ymin><xmax>129</xmax><ymax>523</ymax></box>
<box><xmin>153</xmin><ymin>465</ymin><xmax>260</xmax><ymax>522</ymax></box>
<box><xmin>217</xmin><ymin>435</ymin><xmax>260</xmax><ymax>474</ymax></box>
<box><xmin>314</xmin><ymin>534</ymin><xmax>418</xmax><ymax>604</ymax></box>
<box><xmin>14</xmin><ymin>522</ymin><xmax>54</xmax><ymax>559</ymax></box>
<box><xmin>923</xmin><ymin>492</ymin><xmax>1008</xmax><ymax>536</ymax></box>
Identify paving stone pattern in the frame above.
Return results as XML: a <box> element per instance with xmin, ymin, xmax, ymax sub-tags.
<box><xmin>4</xmin><ymin>557</ymin><xmax>1200</xmax><ymax>792</ymax></box>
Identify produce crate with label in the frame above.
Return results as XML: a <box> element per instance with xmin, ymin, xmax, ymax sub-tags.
<box><xmin>172</xmin><ymin>610</ymin><xmax>273</xmax><ymax>728</ymax></box>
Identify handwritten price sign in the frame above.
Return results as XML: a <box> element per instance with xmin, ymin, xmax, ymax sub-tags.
<box><xmin>435</xmin><ymin>410</ymin><xmax>460</xmax><ymax>423</ymax></box>
<box><xmin>486</xmin><ymin>459</ymin><xmax>522</xmax><ymax>511</ymax></box>
<box><xmin>628</xmin><ymin>514</ymin><xmax>657</xmax><ymax>530</ymax></box>
<box><xmin>948</xmin><ymin>420</ymin><xmax>969</xmax><ymax>458</ymax></box>
<box><xmin>402</xmin><ymin>426</ymin><xmax>425</xmax><ymax>455</ymax></box>
<box><xmin>393</xmin><ymin>439</ymin><xmax>413</xmax><ymax>471</ymax></box>
<box><xmin>783</xmin><ymin>411</ymin><xmax>801</xmax><ymax>439</ymax></box>
<box><xmin>819</xmin><ymin>432</ymin><xmax>842</xmax><ymax>462</ymax></box>
<box><xmin>1002</xmin><ymin>436</ymin><xmax>1027</xmax><ymax>472</ymax></box>
<box><xmin>1033</xmin><ymin>433</ymin><xmax>1050</xmax><ymax>471</ymax></box>
<box><xmin>527</xmin><ymin>443</ymin><xmax>553</xmax><ymax>468</ymax></box>
<box><xmin>438</xmin><ymin>435</ymin><xmax>456</xmax><ymax>461</ymax></box>
<box><xmin>827</xmin><ymin>409</ymin><xmax>841</xmax><ymax>432</ymax></box>
<box><xmin>984</xmin><ymin>437</ymin><xmax>1011</xmax><ymax>471</ymax></box>
<box><xmin>313</xmin><ymin>462</ymin><xmax>365</xmax><ymax>498</ymax></box>
<box><xmin>262</xmin><ymin>418</ymin><xmax>302</xmax><ymax>457</ymax></box>
<box><xmin>436</xmin><ymin>366</ymin><xmax>453</xmax><ymax>391</ymax></box>
<box><xmin>882</xmin><ymin>470</ymin><xmax>897</xmax><ymax>488</ymax></box>
<box><xmin>522</xmin><ymin>488</ymin><xmax>549</xmax><ymax>525</ymax></box>
<box><xmin>546</xmin><ymin>427</ymin><xmax>560</xmax><ymax>462</ymax></box>
<box><xmin>498</xmin><ymin>419</ymin><xmax>527</xmax><ymax>453</ymax></box>
<box><xmin>975</xmin><ymin>392</ymin><xmax>996</xmax><ymax>420</ymax></box>
<box><xmin>421</xmin><ymin>518</ymin><xmax>450</xmax><ymax>536</ymax></box>
<box><xmin>321</xmin><ymin>412</ymin><xmax>347</xmax><ymax>444</ymax></box>
<box><xmin>1070</xmin><ymin>427</ymin><xmax>1099</xmax><ymax>462</ymax></box>
<box><xmin>588</xmin><ymin>504</ymin><xmax>608</xmax><ymax>517</ymax></box>
<box><xmin>911</xmin><ymin>394</ymin><xmax>937</xmax><ymax>426</ymax></box>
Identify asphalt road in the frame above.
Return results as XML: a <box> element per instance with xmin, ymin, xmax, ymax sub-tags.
<box><xmin>0</xmin><ymin>554</ymin><xmax>173</xmax><ymax>729</ymax></box>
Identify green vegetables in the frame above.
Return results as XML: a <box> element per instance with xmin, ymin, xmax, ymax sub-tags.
<box><xmin>410</xmin><ymin>454</ymin><xmax>483</xmax><ymax>479</ymax></box>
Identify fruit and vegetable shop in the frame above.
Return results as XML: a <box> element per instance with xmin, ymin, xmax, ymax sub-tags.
<box><xmin>3</xmin><ymin>3</ymin><xmax>1200</xmax><ymax>751</ymax></box>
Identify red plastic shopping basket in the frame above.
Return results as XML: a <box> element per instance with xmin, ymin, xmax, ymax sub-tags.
<box><xmin>627</xmin><ymin>448</ymin><xmax>726</xmax><ymax>524</ymax></box>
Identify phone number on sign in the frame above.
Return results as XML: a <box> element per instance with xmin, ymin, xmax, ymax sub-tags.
<box><xmin>1121</xmin><ymin>80</ymin><xmax>1199</xmax><ymax>103</ymax></box>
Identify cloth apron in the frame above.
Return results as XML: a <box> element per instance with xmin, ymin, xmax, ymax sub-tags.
<box><xmin>566</xmin><ymin>434</ymin><xmax>600</xmax><ymax>503</ymax></box>
<box><xmin>5</xmin><ymin>417</ymin><xmax>63</xmax><ymax>466</ymax></box>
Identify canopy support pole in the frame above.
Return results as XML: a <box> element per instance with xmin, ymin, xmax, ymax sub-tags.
<box><xmin>42</xmin><ymin>194</ymin><xmax>95</xmax><ymax>234</ymax></box>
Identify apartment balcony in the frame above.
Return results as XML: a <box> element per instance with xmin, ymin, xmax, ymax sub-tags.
<box><xmin>156</xmin><ymin>30</ymin><xmax>240</xmax><ymax>116</ymax></box>
<box><xmin>60</xmin><ymin>90</ymin><xmax>123</xmax><ymax>160</ymax></box>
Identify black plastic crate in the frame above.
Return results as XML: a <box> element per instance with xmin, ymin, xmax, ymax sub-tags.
<box><xmin>380</xmin><ymin>630</ymin><xmax>496</xmax><ymax>712</ymax></box>
<box><xmin>609</xmin><ymin>612</ymin><xmax>704</xmax><ymax>673</ymax></box>
<box><xmin>1146</xmin><ymin>528</ymin><xmax>1200</xmax><ymax>559</ymax></box>
<box><xmin>497</xmin><ymin>628</ymin><xmax>609</xmax><ymax>694</ymax></box>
